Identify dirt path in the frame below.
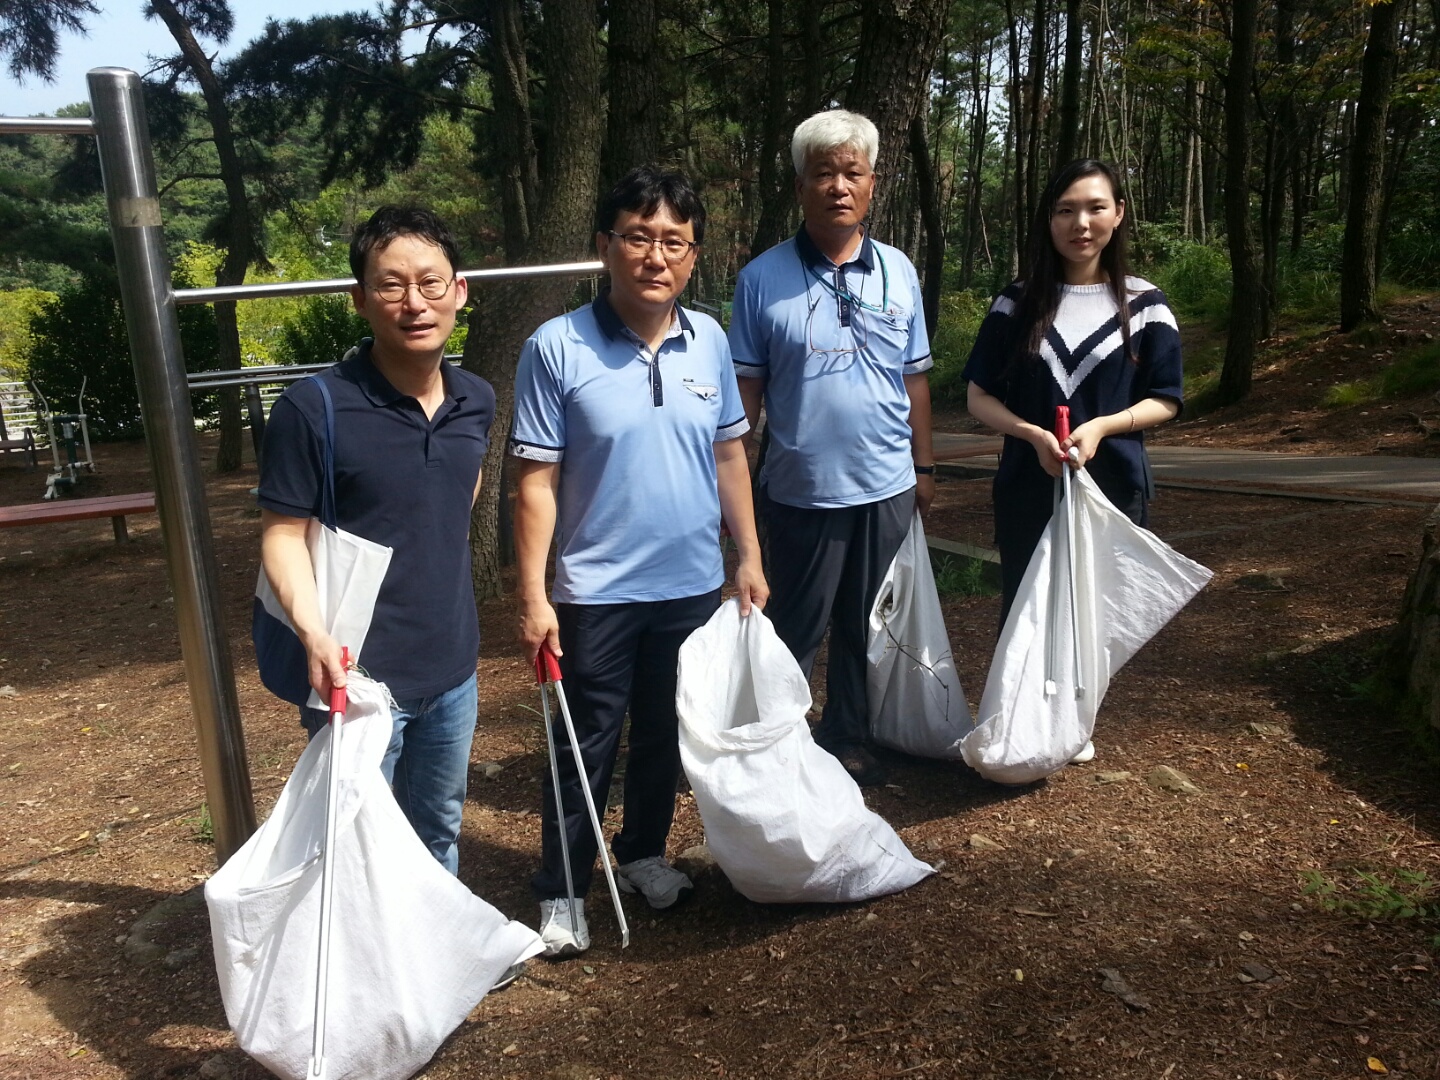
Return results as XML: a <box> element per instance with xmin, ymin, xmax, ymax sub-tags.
<box><xmin>3</xmin><ymin>293</ymin><xmax>1440</xmax><ymax>1080</ymax></box>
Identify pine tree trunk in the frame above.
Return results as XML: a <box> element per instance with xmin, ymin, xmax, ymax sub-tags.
<box><xmin>600</xmin><ymin>0</ymin><xmax>658</xmax><ymax>190</ymax></box>
<box><xmin>844</xmin><ymin>0</ymin><xmax>950</xmax><ymax>244</ymax></box>
<box><xmin>464</xmin><ymin>0</ymin><xmax>603</xmax><ymax>603</ymax></box>
<box><xmin>1340</xmin><ymin>0</ymin><xmax>1401</xmax><ymax>331</ymax></box>
<box><xmin>1217</xmin><ymin>0</ymin><xmax>1263</xmax><ymax>404</ymax></box>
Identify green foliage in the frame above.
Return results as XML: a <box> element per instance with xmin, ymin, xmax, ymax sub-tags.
<box><xmin>1300</xmin><ymin>867</ymin><xmax>1440</xmax><ymax>943</ymax></box>
<box><xmin>275</xmin><ymin>295</ymin><xmax>369</xmax><ymax>367</ymax></box>
<box><xmin>929</xmin><ymin>290</ymin><xmax>991</xmax><ymax>404</ymax></box>
<box><xmin>26</xmin><ymin>269</ymin><xmax>220</xmax><ymax>440</ymax></box>
<box><xmin>1145</xmin><ymin>235</ymin><xmax>1232</xmax><ymax>325</ymax></box>
<box><xmin>186</xmin><ymin>802</ymin><xmax>215</xmax><ymax>844</ymax></box>
<box><xmin>0</xmin><ymin>288</ymin><xmax>53</xmax><ymax>379</ymax></box>
<box><xmin>932</xmin><ymin>554</ymin><xmax>998</xmax><ymax>598</ymax></box>
<box><xmin>1323</xmin><ymin>340</ymin><xmax>1440</xmax><ymax>409</ymax></box>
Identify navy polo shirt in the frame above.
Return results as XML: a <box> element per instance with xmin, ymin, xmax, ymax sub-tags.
<box><xmin>729</xmin><ymin>227</ymin><xmax>932</xmax><ymax>510</ymax></box>
<box><xmin>258</xmin><ymin>341</ymin><xmax>495</xmax><ymax>699</ymax></box>
<box><xmin>509</xmin><ymin>291</ymin><xmax>748</xmax><ymax>605</ymax></box>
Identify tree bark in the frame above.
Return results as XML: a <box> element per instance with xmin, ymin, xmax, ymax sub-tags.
<box><xmin>908</xmin><ymin>113</ymin><xmax>943</xmax><ymax>337</ymax></box>
<box><xmin>484</xmin><ymin>0</ymin><xmax>539</xmax><ymax>263</ymax></box>
<box><xmin>1057</xmin><ymin>0</ymin><xmax>1082</xmax><ymax>165</ymax></box>
<box><xmin>463</xmin><ymin>0</ymin><xmax>603</xmax><ymax>602</ymax></box>
<box><xmin>844</xmin><ymin>0</ymin><xmax>950</xmax><ymax>244</ymax></box>
<box><xmin>149</xmin><ymin>0</ymin><xmax>251</xmax><ymax>473</ymax></box>
<box><xmin>1217</xmin><ymin>0</ymin><xmax>1262</xmax><ymax>404</ymax></box>
<box><xmin>1340</xmin><ymin>0</ymin><xmax>1401</xmax><ymax>331</ymax></box>
<box><xmin>750</xmin><ymin>0</ymin><xmax>796</xmax><ymax>258</ymax></box>
<box><xmin>600</xmin><ymin>0</ymin><xmax>658</xmax><ymax>189</ymax></box>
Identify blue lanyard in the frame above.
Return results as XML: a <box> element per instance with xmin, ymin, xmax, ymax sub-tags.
<box><xmin>804</xmin><ymin>245</ymin><xmax>890</xmax><ymax>315</ymax></box>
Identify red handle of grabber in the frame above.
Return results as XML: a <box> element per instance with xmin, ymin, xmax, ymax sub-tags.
<box><xmin>533</xmin><ymin>644</ymin><xmax>562</xmax><ymax>686</ymax></box>
<box><xmin>1055</xmin><ymin>405</ymin><xmax>1071</xmax><ymax>445</ymax></box>
<box><xmin>329</xmin><ymin>647</ymin><xmax>350</xmax><ymax>715</ymax></box>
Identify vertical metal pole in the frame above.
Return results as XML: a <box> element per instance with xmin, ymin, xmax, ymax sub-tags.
<box><xmin>242</xmin><ymin>382</ymin><xmax>267</xmax><ymax>469</ymax></box>
<box><xmin>88</xmin><ymin>68</ymin><xmax>256</xmax><ymax>862</ymax></box>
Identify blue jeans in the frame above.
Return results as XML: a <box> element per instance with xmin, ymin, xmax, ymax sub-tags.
<box><xmin>302</xmin><ymin>672</ymin><xmax>477</xmax><ymax>876</ymax></box>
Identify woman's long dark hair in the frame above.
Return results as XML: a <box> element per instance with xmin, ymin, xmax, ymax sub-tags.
<box><xmin>1012</xmin><ymin>159</ymin><xmax>1135</xmax><ymax>365</ymax></box>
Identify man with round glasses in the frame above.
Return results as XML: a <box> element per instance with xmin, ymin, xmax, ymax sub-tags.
<box><xmin>258</xmin><ymin>205</ymin><xmax>495</xmax><ymax>876</ymax></box>
<box><xmin>729</xmin><ymin>109</ymin><xmax>936</xmax><ymax>789</ymax></box>
<box><xmin>511</xmin><ymin>166</ymin><xmax>767</xmax><ymax>958</ymax></box>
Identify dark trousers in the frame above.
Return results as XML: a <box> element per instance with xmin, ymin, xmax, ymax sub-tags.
<box><xmin>532</xmin><ymin>588</ymin><xmax>722</xmax><ymax>901</ymax></box>
<box><xmin>995</xmin><ymin>473</ymin><xmax>1146</xmax><ymax>628</ymax></box>
<box><xmin>761</xmin><ymin>487</ymin><xmax>915</xmax><ymax>751</ymax></box>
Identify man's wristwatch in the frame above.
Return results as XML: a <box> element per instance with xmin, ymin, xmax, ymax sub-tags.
<box><xmin>913</xmin><ymin>464</ymin><xmax>936</xmax><ymax>475</ymax></box>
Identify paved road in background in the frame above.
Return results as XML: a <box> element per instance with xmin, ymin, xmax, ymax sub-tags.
<box><xmin>933</xmin><ymin>433</ymin><xmax>1440</xmax><ymax>501</ymax></box>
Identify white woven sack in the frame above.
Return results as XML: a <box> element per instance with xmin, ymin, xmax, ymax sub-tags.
<box><xmin>205</xmin><ymin>674</ymin><xmax>543</xmax><ymax>1080</ymax></box>
<box><xmin>867</xmin><ymin>511</ymin><xmax>973</xmax><ymax>759</ymax></box>
<box><xmin>676</xmin><ymin>601</ymin><xmax>933</xmax><ymax>904</ymax></box>
<box><xmin>961</xmin><ymin>468</ymin><xmax>1213</xmax><ymax>784</ymax></box>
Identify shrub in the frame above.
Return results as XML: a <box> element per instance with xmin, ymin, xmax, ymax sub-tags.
<box><xmin>929</xmin><ymin>289</ymin><xmax>991</xmax><ymax>404</ymax></box>
<box><xmin>1146</xmin><ymin>239</ymin><xmax>1232</xmax><ymax>324</ymax></box>
<box><xmin>273</xmin><ymin>295</ymin><xmax>369</xmax><ymax>367</ymax></box>
<box><xmin>26</xmin><ymin>269</ymin><xmax>219</xmax><ymax>440</ymax></box>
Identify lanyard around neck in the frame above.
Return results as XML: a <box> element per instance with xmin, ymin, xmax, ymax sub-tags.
<box><xmin>802</xmin><ymin>243</ymin><xmax>890</xmax><ymax>315</ymax></box>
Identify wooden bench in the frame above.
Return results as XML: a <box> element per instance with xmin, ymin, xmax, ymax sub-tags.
<box><xmin>0</xmin><ymin>492</ymin><xmax>158</xmax><ymax>544</ymax></box>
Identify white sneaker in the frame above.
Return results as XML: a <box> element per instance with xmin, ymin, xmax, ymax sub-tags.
<box><xmin>538</xmin><ymin>898</ymin><xmax>589</xmax><ymax>958</ymax></box>
<box><xmin>616</xmin><ymin>856</ymin><xmax>694</xmax><ymax>910</ymax></box>
<box><xmin>1070</xmin><ymin>740</ymin><xmax>1095</xmax><ymax>764</ymax></box>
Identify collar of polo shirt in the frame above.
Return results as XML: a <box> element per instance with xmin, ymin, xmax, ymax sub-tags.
<box><xmin>796</xmin><ymin>225</ymin><xmax>876</xmax><ymax>271</ymax></box>
<box><xmin>593</xmin><ymin>286</ymin><xmax>695</xmax><ymax>345</ymax></box>
<box><xmin>343</xmin><ymin>338</ymin><xmax>469</xmax><ymax>410</ymax></box>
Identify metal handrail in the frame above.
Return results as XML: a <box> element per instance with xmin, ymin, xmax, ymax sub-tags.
<box><xmin>173</xmin><ymin>262</ymin><xmax>603</xmax><ymax>305</ymax></box>
<box><xmin>0</xmin><ymin>117</ymin><xmax>96</xmax><ymax>135</ymax></box>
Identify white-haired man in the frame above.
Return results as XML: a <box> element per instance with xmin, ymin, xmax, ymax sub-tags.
<box><xmin>728</xmin><ymin>109</ymin><xmax>935</xmax><ymax>787</ymax></box>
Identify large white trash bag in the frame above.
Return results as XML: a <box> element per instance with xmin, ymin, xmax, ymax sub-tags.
<box><xmin>676</xmin><ymin>601</ymin><xmax>933</xmax><ymax>904</ymax></box>
<box><xmin>205</xmin><ymin>674</ymin><xmax>544</xmax><ymax>1080</ymax></box>
<box><xmin>867</xmin><ymin>511</ymin><xmax>973</xmax><ymax>759</ymax></box>
<box><xmin>961</xmin><ymin>468</ymin><xmax>1213</xmax><ymax>784</ymax></box>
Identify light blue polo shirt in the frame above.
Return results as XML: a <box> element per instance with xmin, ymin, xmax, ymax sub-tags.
<box><xmin>729</xmin><ymin>228</ymin><xmax>932</xmax><ymax>509</ymax></box>
<box><xmin>510</xmin><ymin>291</ymin><xmax>749</xmax><ymax>605</ymax></box>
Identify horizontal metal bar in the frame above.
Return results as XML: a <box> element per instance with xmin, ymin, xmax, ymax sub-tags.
<box><xmin>0</xmin><ymin>116</ymin><xmax>96</xmax><ymax>135</ymax></box>
<box><xmin>173</xmin><ymin>261</ymin><xmax>605</xmax><ymax>305</ymax></box>
<box><xmin>185</xmin><ymin>356</ymin><xmax>465</xmax><ymax>390</ymax></box>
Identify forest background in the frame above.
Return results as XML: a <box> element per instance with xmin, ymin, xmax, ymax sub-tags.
<box><xmin>2</xmin><ymin>0</ymin><xmax>1439</xmax><ymax>600</ymax></box>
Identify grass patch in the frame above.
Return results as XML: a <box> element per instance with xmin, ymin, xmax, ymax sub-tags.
<box><xmin>1300</xmin><ymin>867</ymin><xmax>1440</xmax><ymax>945</ymax></box>
<box><xmin>932</xmin><ymin>554</ymin><xmax>998</xmax><ymax>598</ymax></box>
<box><xmin>186</xmin><ymin>803</ymin><xmax>214</xmax><ymax>845</ymax></box>
<box><xmin>1322</xmin><ymin>340</ymin><xmax>1440</xmax><ymax>409</ymax></box>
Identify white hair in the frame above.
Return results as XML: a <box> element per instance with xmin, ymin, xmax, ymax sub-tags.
<box><xmin>790</xmin><ymin>109</ymin><xmax>879</xmax><ymax>174</ymax></box>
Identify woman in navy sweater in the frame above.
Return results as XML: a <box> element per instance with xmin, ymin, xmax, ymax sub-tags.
<box><xmin>964</xmin><ymin>159</ymin><xmax>1185</xmax><ymax>630</ymax></box>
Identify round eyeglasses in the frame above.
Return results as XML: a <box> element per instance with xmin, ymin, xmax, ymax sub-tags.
<box><xmin>608</xmin><ymin>231</ymin><xmax>699</xmax><ymax>262</ymax></box>
<box><xmin>369</xmin><ymin>276</ymin><xmax>456</xmax><ymax>303</ymax></box>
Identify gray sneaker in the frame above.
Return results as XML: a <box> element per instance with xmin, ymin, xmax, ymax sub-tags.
<box><xmin>616</xmin><ymin>856</ymin><xmax>694</xmax><ymax>910</ymax></box>
<box><xmin>538</xmin><ymin>898</ymin><xmax>589</xmax><ymax>958</ymax></box>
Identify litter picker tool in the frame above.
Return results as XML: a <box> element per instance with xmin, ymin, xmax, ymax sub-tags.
<box><xmin>308</xmin><ymin>647</ymin><xmax>349</xmax><ymax>1080</ymax></box>
<box><xmin>534</xmin><ymin>645</ymin><xmax>630</xmax><ymax>949</ymax></box>
<box><xmin>1044</xmin><ymin>408</ymin><xmax>1085</xmax><ymax>699</ymax></box>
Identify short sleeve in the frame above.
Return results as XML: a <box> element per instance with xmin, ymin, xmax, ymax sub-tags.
<box><xmin>728</xmin><ymin>269</ymin><xmax>768</xmax><ymax>380</ymax></box>
<box><xmin>257</xmin><ymin>382</ymin><xmax>324</xmax><ymax>519</ymax></box>
<box><xmin>712</xmin><ymin>327</ymin><xmax>750</xmax><ymax>442</ymax></box>
<box><xmin>509</xmin><ymin>334</ymin><xmax>567</xmax><ymax>463</ymax></box>
<box><xmin>1133</xmin><ymin>290</ymin><xmax>1184</xmax><ymax>411</ymax></box>
<box><xmin>960</xmin><ymin>291</ymin><xmax>1020</xmax><ymax>397</ymax></box>
<box><xmin>901</xmin><ymin>258</ymin><xmax>932</xmax><ymax>375</ymax></box>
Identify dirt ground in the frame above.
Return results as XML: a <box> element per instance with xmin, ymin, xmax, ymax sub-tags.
<box><xmin>2</xmin><ymin>305</ymin><xmax>1439</xmax><ymax>1080</ymax></box>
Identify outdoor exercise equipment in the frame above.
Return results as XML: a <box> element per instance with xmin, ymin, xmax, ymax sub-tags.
<box><xmin>534</xmin><ymin>644</ymin><xmax>630</xmax><ymax>948</ymax></box>
<box><xmin>32</xmin><ymin>378</ymin><xmax>97</xmax><ymax>500</ymax></box>
<box><xmin>1</xmin><ymin>74</ymin><xmax>602</xmax><ymax>864</ymax></box>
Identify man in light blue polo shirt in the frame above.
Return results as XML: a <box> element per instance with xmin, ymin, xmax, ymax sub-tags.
<box><xmin>512</xmin><ymin>166</ymin><xmax>767</xmax><ymax>959</ymax></box>
<box><xmin>730</xmin><ymin>109</ymin><xmax>936</xmax><ymax>788</ymax></box>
